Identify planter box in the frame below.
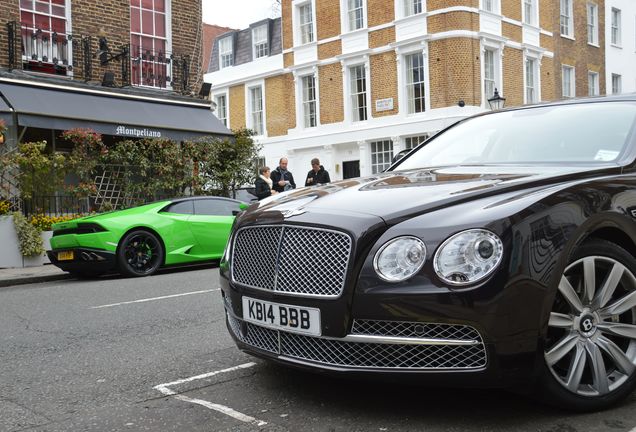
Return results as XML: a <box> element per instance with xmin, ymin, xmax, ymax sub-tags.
<box><xmin>0</xmin><ymin>215</ymin><xmax>23</xmax><ymax>268</ymax></box>
<box><xmin>0</xmin><ymin>215</ymin><xmax>49</xmax><ymax>268</ymax></box>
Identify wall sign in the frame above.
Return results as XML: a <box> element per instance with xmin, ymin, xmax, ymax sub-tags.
<box><xmin>115</xmin><ymin>125</ymin><xmax>162</xmax><ymax>138</ymax></box>
<box><xmin>375</xmin><ymin>98</ymin><xmax>394</xmax><ymax>112</ymax></box>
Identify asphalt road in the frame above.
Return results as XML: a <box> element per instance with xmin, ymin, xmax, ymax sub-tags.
<box><xmin>2</xmin><ymin>266</ymin><xmax>636</xmax><ymax>432</ymax></box>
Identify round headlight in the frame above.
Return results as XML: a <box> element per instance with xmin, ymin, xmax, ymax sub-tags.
<box><xmin>373</xmin><ymin>236</ymin><xmax>427</xmax><ymax>282</ymax></box>
<box><xmin>434</xmin><ymin>229</ymin><xmax>503</xmax><ymax>286</ymax></box>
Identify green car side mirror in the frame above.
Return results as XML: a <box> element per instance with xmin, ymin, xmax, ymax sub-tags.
<box><xmin>239</xmin><ymin>203</ymin><xmax>249</xmax><ymax>211</ymax></box>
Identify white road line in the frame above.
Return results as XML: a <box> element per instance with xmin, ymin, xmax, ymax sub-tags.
<box><xmin>154</xmin><ymin>362</ymin><xmax>266</xmax><ymax>427</ymax></box>
<box><xmin>91</xmin><ymin>289</ymin><xmax>219</xmax><ymax>309</ymax></box>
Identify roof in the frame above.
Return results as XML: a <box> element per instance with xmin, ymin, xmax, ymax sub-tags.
<box><xmin>202</xmin><ymin>23</ymin><xmax>237</xmax><ymax>74</ymax></box>
<box><xmin>208</xmin><ymin>17</ymin><xmax>282</xmax><ymax>73</ymax></box>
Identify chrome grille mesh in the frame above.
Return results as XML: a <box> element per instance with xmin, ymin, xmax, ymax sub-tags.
<box><xmin>226</xmin><ymin>314</ymin><xmax>486</xmax><ymax>370</ymax></box>
<box><xmin>351</xmin><ymin>320</ymin><xmax>482</xmax><ymax>341</ymax></box>
<box><xmin>232</xmin><ymin>226</ymin><xmax>352</xmax><ymax>297</ymax></box>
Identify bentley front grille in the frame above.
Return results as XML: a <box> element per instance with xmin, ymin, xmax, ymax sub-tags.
<box><xmin>227</xmin><ymin>315</ymin><xmax>487</xmax><ymax>370</ymax></box>
<box><xmin>231</xmin><ymin>225</ymin><xmax>352</xmax><ymax>297</ymax></box>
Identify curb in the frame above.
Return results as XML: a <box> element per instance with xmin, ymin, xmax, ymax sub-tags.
<box><xmin>0</xmin><ymin>273</ymin><xmax>73</xmax><ymax>288</ymax></box>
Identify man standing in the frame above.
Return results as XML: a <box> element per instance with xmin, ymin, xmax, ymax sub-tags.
<box><xmin>305</xmin><ymin>158</ymin><xmax>331</xmax><ymax>186</ymax></box>
<box><xmin>271</xmin><ymin>157</ymin><xmax>296</xmax><ymax>193</ymax></box>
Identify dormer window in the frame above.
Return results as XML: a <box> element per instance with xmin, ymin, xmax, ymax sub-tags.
<box><xmin>252</xmin><ymin>24</ymin><xmax>268</xmax><ymax>59</ymax></box>
<box><xmin>219</xmin><ymin>36</ymin><xmax>233</xmax><ymax>69</ymax></box>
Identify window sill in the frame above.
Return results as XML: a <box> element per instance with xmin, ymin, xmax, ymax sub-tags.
<box><xmin>560</xmin><ymin>34</ymin><xmax>575</xmax><ymax>41</ymax></box>
<box><xmin>587</xmin><ymin>42</ymin><xmax>600</xmax><ymax>48</ymax></box>
<box><xmin>610</xmin><ymin>43</ymin><xmax>623</xmax><ymax>49</ymax></box>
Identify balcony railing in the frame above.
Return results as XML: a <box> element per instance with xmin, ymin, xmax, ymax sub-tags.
<box><xmin>6</xmin><ymin>22</ymin><xmax>191</xmax><ymax>94</ymax></box>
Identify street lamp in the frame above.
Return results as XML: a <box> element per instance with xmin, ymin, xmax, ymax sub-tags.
<box><xmin>487</xmin><ymin>88</ymin><xmax>506</xmax><ymax>110</ymax></box>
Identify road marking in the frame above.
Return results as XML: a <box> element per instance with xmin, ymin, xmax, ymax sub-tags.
<box><xmin>91</xmin><ymin>289</ymin><xmax>219</xmax><ymax>309</ymax></box>
<box><xmin>154</xmin><ymin>362</ymin><xmax>266</xmax><ymax>427</ymax></box>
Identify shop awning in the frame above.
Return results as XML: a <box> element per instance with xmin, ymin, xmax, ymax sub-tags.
<box><xmin>0</xmin><ymin>80</ymin><xmax>232</xmax><ymax>141</ymax></box>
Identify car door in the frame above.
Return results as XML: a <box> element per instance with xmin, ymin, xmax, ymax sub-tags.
<box><xmin>188</xmin><ymin>198</ymin><xmax>239</xmax><ymax>259</ymax></box>
<box><xmin>157</xmin><ymin>200</ymin><xmax>199</xmax><ymax>264</ymax></box>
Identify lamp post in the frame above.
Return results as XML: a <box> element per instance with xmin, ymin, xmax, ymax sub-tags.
<box><xmin>487</xmin><ymin>88</ymin><xmax>506</xmax><ymax>110</ymax></box>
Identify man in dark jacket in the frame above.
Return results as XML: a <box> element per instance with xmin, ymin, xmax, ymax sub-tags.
<box><xmin>270</xmin><ymin>157</ymin><xmax>296</xmax><ymax>193</ymax></box>
<box><xmin>305</xmin><ymin>158</ymin><xmax>331</xmax><ymax>186</ymax></box>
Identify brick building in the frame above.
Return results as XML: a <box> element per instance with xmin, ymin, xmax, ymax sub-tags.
<box><xmin>0</xmin><ymin>0</ymin><xmax>229</xmax><ymax>150</ymax></box>
<box><xmin>205</xmin><ymin>0</ymin><xmax>605</xmax><ymax>180</ymax></box>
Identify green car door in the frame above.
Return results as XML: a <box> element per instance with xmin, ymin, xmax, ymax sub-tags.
<box><xmin>187</xmin><ymin>198</ymin><xmax>240</xmax><ymax>259</ymax></box>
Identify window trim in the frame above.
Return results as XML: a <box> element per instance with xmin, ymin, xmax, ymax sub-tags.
<box><xmin>522</xmin><ymin>0</ymin><xmax>538</xmax><ymax>27</ymax></box>
<box><xmin>587</xmin><ymin>71</ymin><xmax>599</xmax><ymax>96</ymax></box>
<box><xmin>251</xmin><ymin>24</ymin><xmax>269</xmax><ymax>59</ymax></box>
<box><xmin>346</xmin><ymin>62</ymin><xmax>370</xmax><ymax>123</ymax></box>
<box><xmin>586</xmin><ymin>3</ymin><xmax>599</xmax><ymax>46</ymax></box>
<box><xmin>524</xmin><ymin>54</ymin><xmax>541</xmax><ymax>104</ymax></box>
<box><xmin>340</xmin><ymin>0</ymin><xmax>368</xmax><ymax>34</ymax></box>
<box><xmin>299</xmin><ymin>73</ymin><xmax>319</xmax><ymax>129</ymax></box>
<box><xmin>398</xmin><ymin>46</ymin><xmax>430</xmax><ymax>115</ymax></box>
<box><xmin>213</xmin><ymin>91</ymin><xmax>229</xmax><ymax>128</ymax></box>
<box><xmin>294</xmin><ymin>0</ymin><xmax>316</xmax><ymax>46</ymax></box>
<box><xmin>611</xmin><ymin>7</ymin><xmax>622</xmax><ymax>47</ymax></box>
<box><xmin>218</xmin><ymin>36</ymin><xmax>234</xmax><ymax>69</ymax></box>
<box><xmin>245</xmin><ymin>82</ymin><xmax>266</xmax><ymax>136</ymax></box>
<box><xmin>480</xmin><ymin>0</ymin><xmax>500</xmax><ymax>14</ymax></box>
<box><xmin>370</xmin><ymin>139</ymin><xmax>394</xmax><ymax>174</ymax></box>
<box><xmin>562</xmin><ymin>64</ymin><xmax>575</xmax><ymax>98</ymax></box>
<box><xmin>560</xmin><ymin>0</ymin><xmax>574</xmax><ymax>38</ymax></box>
<box><xmin>611</xmin><ymin>73</ymin><xmax>622</xmax><ymax>94</ymax></box>
<box><xmin>481</xmin><ymin>40</ymin><xmax>503</xmax><ymax>109</ymax></box>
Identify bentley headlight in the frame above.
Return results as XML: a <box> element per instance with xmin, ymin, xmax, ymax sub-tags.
<box><xmin>373</xmin><ymin>236</ymin><xmax>427</xmax><ymax>282</ymax></box>
<box><xmin>434</xmin><ymin>229</ymin><xmax>503</xmax><ymax>285</ymax></box>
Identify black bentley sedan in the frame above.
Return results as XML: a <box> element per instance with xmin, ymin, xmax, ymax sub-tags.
<box><xmin>220</xmin><ymin>95</ymin><xmax>636</xmax><ymax>411</ymax></box>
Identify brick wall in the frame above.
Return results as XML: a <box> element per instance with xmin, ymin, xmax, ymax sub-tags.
<box><xmin>266</xmin><ymin>74</ymin><xmax>296</xmax><ymax>137</ymax></box>
<box><xmin>370</xmin><ymin>52</ymin><xmax>398</xmax><ymax>117</ymax></box>
<box><xmin>427</xmin><ymin>0</ymin><xmax>477</xmax><ymax>11</ymax></box>
<box><xmin>229</xmin><ymin>84</ymin><xmax>246</xmax><ymax>129</ymax></box>
<box><xmin>502</xmin><ymin>47</ymin><xmax>524</xmax><ymax>106</ymax></box>
<box><xmin>368</xmin><ymin>27</ymin><xmax>395</xmax><ymax>49</ymax></box>
<box><xmin>429</xmin><ymin>38</ymin><xmax>482</xmax><ymax>108</ymax></box>
<box><xmin>367</xmin><ymin>0</ymin><xmax>394</xmax><ymax>28</ymax></box>
<box><xmin>318</xmin><ymin>40</ymin><xmax>342</xmax><ymax>60</ymax></box>
<box><xmin>0</xmin><ymin>0</ymin><xmax>202</xmax><ymax>94</ymax></box>
<box><xmin>318</xmin><ymin>62</ymin><xmax>344</xmax><ymax>124</ymax></box>
<box><xmin>316</xmin><ymin>0</ymin><xmax>341</xmax><ymax>40</ymax></box>
<box><xmin>428</xmin><ymin>11</ymin><xmax>475</xmax><ymax>34</ymax></box>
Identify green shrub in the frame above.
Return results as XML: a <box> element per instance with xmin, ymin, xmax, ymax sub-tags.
<box><xmin>12</xmin><ymin>212</ymin><xmax>44</xmax><ymax>257</ymax></box>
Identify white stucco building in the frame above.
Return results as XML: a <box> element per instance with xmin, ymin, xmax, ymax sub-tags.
<box><xmin>606</xmin><ymin>0</ymin><xmax>636</xmax><ymax>94</ymax></box>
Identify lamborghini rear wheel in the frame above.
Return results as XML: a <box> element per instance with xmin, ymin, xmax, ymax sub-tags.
<box><xmin>117</xmin><ymin>230</ymin><xmax>164</xmax><ymax>277</ymax></box>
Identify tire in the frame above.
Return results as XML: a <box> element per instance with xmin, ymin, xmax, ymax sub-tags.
<box><xmin>117</xmin><ymin>230</ymin><xmax>164</xmax><ymax>277</ymax></box>
<box><xmin>539</xmin><ymin>239</ymin><xmax>636</xmax><ymax>411</ymax></box>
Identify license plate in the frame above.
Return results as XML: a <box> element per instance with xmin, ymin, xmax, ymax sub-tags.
<box><xmin>242</xmin><ymin>296</ymin><xmax>321</xmax><ymax>336</ymax></box>
<box><xmin>57</xmin><ymin>250</ymin><xmax>74</xmax><ymax>261</ymax></box>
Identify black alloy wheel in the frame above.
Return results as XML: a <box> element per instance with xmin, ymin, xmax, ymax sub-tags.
<box><xmin>540</xmin><ymin>239</ymin><xmax>636</xmax><ymax>411</ymax></box>
<box><xmin>117</xmin><ymin>230</ymin><xmax>164</xmax><ymax>277</ymax></box>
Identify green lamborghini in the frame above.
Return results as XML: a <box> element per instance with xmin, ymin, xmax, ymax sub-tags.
<box><xmin>47</xmin><ymin>196</ymin><xmax>246</xmax><ymax>277</ymax></box>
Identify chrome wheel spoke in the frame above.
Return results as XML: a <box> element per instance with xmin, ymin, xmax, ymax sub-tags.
<box><xmin>558</xmin><ymin>276</ymin><xmax>583</xmax><ymax>314</ymax></box>
<box><xmin>549</xmin><ymin>312</ymin><xmax>574</xmax><ymax>329</ymax></box>
<box><xmin>583</xmin><ymin>257</ymin><xmax>596</xmax><ymax>305</ymax></box>
<box><xmin>597</xmin><ymin>335</ymin><xmax>635</xmax><ymax>376</ymax></box>
<box><xmin>565</xmin><ymin>343</ymin><xmax>586</xmax><ymax>392</ymax></box>
<box><xmin>545</xmin><ymin>333</ymin><xmax>578</xmax><ymax>366</ymax></box>
<box><xmin>594</xmin><ymin>262</ymin><xmax>625</xmax><ymax>309</ymax></box>
<box><xmin>602</xmin><ymin>291</ymin><xmax>636</xmax><ymax>317</ymax></box>
<box><xmin>597</xmin><ymin>322</ymin><xmax>636</xmax><ymax>340</ymax></box>
<box><xmin>585</xmin><ymin>340</ymin><xmax>609</xmax><ymax>394</ymax></box>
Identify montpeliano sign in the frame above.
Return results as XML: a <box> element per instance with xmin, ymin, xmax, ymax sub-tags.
<box><xmin>115</xmin><ymin>125</ymin><xmax>162</xmax><ymax>138</ymax></box>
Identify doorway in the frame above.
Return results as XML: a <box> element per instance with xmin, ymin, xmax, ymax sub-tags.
<box><xmin>342</xmin><ymin>160</ymin><xmax>360</xmax><ymax>179</ymax></box>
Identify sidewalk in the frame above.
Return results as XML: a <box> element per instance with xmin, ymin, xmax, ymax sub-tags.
<box><xmin>0</xmin><ymin>264</ymin><xmax>72</xmax><ymax>288</ymax></box>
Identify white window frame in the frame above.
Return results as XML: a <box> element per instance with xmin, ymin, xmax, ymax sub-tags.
<box><xmin>587</xmin><ymin>3</ymin><xmax>598</xmax><ymax>46</ymax></box>
<box><xmin>560</xmin><ymin>0</ymin><xmax>574</xmax><ymax>38</ymax></box>
<box><xmin>524</xmin><ymin>54</ymin><xmax>540</xmax><ymax>104</ymax></box>
<box><xmin>340</xmin><ymin>0</ymin><xmax>367</xmax><ymax>33</ymax></box>
<box><xmin>402</xmin><ymin>0</ymin><xmax>423</xmax><ymax>18</ymax></box>
<box><xmin>611</xmin><ymin>8</ymin><xmax>622</xmax><ymax>47</ymax></box>
<box><xmin>480</xmin><ymin>0</ymin><xmax>500</xmax><ymax>14</ymax></box>
<box><xmin>404</xmin><ymin>135</ymin><xmax>428</xmax><ymax>151</ymax></box>
<box><xmin>218</xmin><ymin>36</ymin><xmax>233</xmax><ymax>69</ymax></box>
<box><xmin>294</xmin><ymin>1</ymin><xmax>315</xmax><ymax>46</ymax></box>
<box><xmin>214</xmin><ymin>92</ymin><xmax>229</xmax><ymax>127</ymax></box>
<box><xmin>300</xmin><ymin>73</ymin><xmax>318</xmax><ymax>128</ymax></box>
<box><xmin>481</xmin><ymin>41</ymin><xmax>503</xmax><ymax>108</ymax></box>
<box><xmin>522</xmin><ymin>0</ymin><xmax>538</xmax><ymax>27</ymax></box>
<box><xmin>343</xmin><ymin>59</ymin><xmax>371</xmax><ymax>124</ymax></box>
<box><xmin>562</xmin><ymin>65</ymin><xmax>575</xmax><ymax>98</ymax></box>
<box><xmin>246</xmin><ymin>83</ymin><xmax>266</xmax><ymax>136</ymax></box>
<box><xmin>612</xmin><ymin>73</ymin><xmax>622</xmax><ymax>94</ymax></box>
<box><xmin>349</xmin><ymin>63</ymin><xmax>368</xmax><ymax>122</ymax></box>
<box><xmin>404</xmin><ymin>51</ymin><xmax>427</xmax><ymax>114</ymax></box>
<box><xmin>588</xmin><ymin>71</ymin><xmax>599</xmax><ymax>96</ymax></box>
<box><xmin>370</xmin><ymin>139</ymin><xmax>393</xmax><ymax>174</ymax></box>
<box><xmin>252</xmin><ymin>24</ymin><xmax>269</xmax><ymax>59</ymax></box>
